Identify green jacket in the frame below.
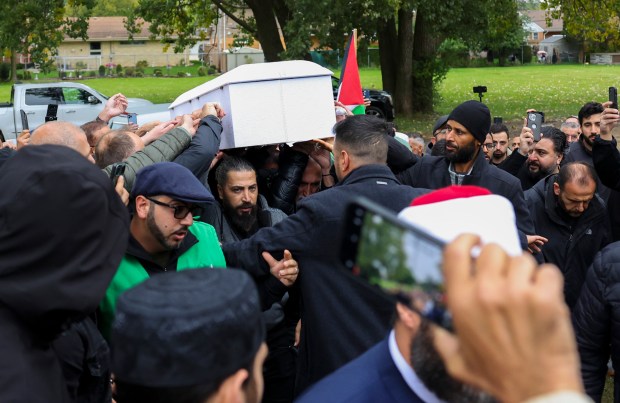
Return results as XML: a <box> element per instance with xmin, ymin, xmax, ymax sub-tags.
<box><xmin>99</xmin><ymin>221</ymin><xmax>225</xmax><ymax>338</ymax></box>
<box><xmin>102</xmin><ymin>127</ymin><xmax>192</xmax><ymax>191</ymax></box>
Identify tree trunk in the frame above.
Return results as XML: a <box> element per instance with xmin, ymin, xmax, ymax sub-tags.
<box><xmin>411</xmin><ymin>9</ymin><xmax>438</xmax><ymax>113</ymax></box>
<box><xmin>377</xmin><ymin>16</ymin><xmax>397</xmax><ymax>96</ymax></box>
<box><xmin>246</xmin><ymin>0</ymin><xmax>285</xmax><ymax>61</ymax></box>
<box><xmin>377</xmin><ymin>5</ymin><xmax>415</xmax><ymax>117</ymax></box>
<box><xmin>394</xmin><ymin>7</ymin><xmax>414</xmax><ymax>116</ymax></box>
<box><xmin>10</xmin><ymin>51</ymin><xmax>17</xmax><ymax>83</ymax></box>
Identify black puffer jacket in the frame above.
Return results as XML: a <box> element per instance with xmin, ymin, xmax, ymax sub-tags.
<box><xmin>572</xmin><ymin>241</ymin><xmax>620</xmax><ymax>403</ymax></box>
<box><xmin>0</xmin><ymin>145</ymin><xmax>129</xmax><ymax>402</ymax></box>
<box><xmin>525</xmin><ymin>174</ymin><xmax>611</xmax><ymax>308</ymax></box>
<box><xmin>397</xmin><ymin>149</ymin><xmax>535</xmax><ymax>249</ymax></box>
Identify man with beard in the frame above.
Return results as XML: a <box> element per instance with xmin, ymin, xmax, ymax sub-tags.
<box><xmin>397</xmin><ymin>100</ymin><xmax>535</xmax><ymax>250</ymax></box>
<box><xmin>202</xmin><ymin>155</ymin><xmax>296</xmax><ymax>403</ymax></box>
<box><xmin>100</xmin><ymin>162</ymin><xmax>298</xmax><ymax>338</ymax></box>
<box><xmin>565</xmin><ymin>103</ymin><xmax>603</xmax><ymax>164</ymax></box>
<box><xmin>489</xmin><ymin>123</ymin><xmax>510</xmax><ymax>165</ymax></box>
<box><xmin>203</xmin><ymin>155</ymin><xmax>287</xmax><ymax>242</ymax></box>
<box><xmin>525</xmin><ymin>162</ymin><xmax>611</xmax><ymax>309</ymax></box>
<box><xmin>521</xmin><ymin>127</ymin><xmax>566</xmax><ymax>189</ymax></box>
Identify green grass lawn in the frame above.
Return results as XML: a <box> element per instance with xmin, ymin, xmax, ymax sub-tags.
<box><xmin>2</xmin><ymin>63</ymin><xmax>620</xmax><ymax>135</ymax></box>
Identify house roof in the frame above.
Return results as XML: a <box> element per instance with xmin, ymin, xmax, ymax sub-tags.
<box><xmin>522</xmin><ymin>10</ymin><xmax>563</xmax><ymax>33</ymax></box>
<box><xmin>523</xmin><ymin>21</ymin><xmax>545</xmax><ymax>33</ymax></box>
<box><xmin>540</xmin><ymin>34</ymin><xmax>566</xmax><ymax>44</ymax></box>
<box><xmin>64</xmin><ymin>16</ymin><xmax>154</xmax><ymax>42</ymax></box>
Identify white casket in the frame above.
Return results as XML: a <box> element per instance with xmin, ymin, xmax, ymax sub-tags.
<box><xmin>169</xmin><ymin>60</ymin><xmax>336</xmax><ymax>149</ymax></box>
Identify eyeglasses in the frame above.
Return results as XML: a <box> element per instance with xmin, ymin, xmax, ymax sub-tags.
<box><xmin>483</xmin><ymin>142</ymin><xmax>496</xmax><ymax>150</ymax></box>
<box><xmin>145</xmin><ymin>197</ymin><xmax>201</xmax><ymax>219</ymax></box>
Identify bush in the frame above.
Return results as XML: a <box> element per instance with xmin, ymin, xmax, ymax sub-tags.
<box><xmin>154</xmin><ymin>68</ymin><xmax>163</xmax><ymax>77</ymax></box>
<box><xmin>136</xmin><ymin>72</ymin><xmax>144</xmax><ymax>77</ymax></box>
<box><xmin>136</xmin><ymin>66</ymin><xmax>145</xmax><ymax>75</ymax></box>
<box><xmin>197</xmin><ymin>66</ymin><xmax>207</xmax><ymax>76</ymax></box>
<box><xmin>177</xmin><ymin>71</ymin><xmax>186</xmax><ymax>77</ymax></box>
<box><xmin>125</xmin><ymin>67</ymin><xmax>135</xmax><ymax>77</ymax></box>
<box><xmin>88</xmin><ymin>71</ymin><xmax>96</xmax><ymax>77</ymax></box>
<box><xmin>117</xmin><ymin>72</ymin><xmax>125</xmax><ymax>78</ymax></box>
<box><xmin>16</xmin><ymin>73</ymin><xmax>23</xmax><ymax>80</ymax></box>
<box><xmin>59</xmin><ymin>71</ymin><xmax>67</xmax><ymax>79</ymax></box>
<box><xmin>116</xmin><ymin>64</ymin><xmax>123</xmax><ymax>74</ymax></box>
<box><xmin>136</xmin><ymin>60</ymin><xmax>149</xmax><ymax>69</ymax></box>
<box><xmin>208</xmin><ymin>67</ymin><xmax>216</xmax><ymax>75</ymax></box>
<box><xmin>98</xmin><ymin>65</ymin><xmax>106</xmax><ymax>77</ymax></box>
<box><xmin>0</xmin><ymin>63</ymin><xmax>9</xmax><ymax>81</ymax></box>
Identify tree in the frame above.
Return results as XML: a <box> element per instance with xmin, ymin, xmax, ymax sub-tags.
<box><xmin>0</xmin><ymin>0</ymin><xmax>93</xmax><ymax>81</ymax></box>
<box><xmin>66</xmin><ymin>0</ymin><xmax>139</xmax><ymax>17</ymax></box>
<box><xmin>541</xmin><ymin>0</ymin><xmax>620</xmax><ymax>52</ymax></box>
<box><xmin>484</xmin><ymin>0</ymin><xmax>525</xmax><ymax>66</ymax></box>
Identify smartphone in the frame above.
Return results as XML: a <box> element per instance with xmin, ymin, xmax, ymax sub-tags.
<box><xmin>340</xmin><ymin>197</ymin><xmax>451</xmax><ymax>329</ymax></box>
<box><xmin>527</xmin><ymin>111</ymin><xmax>544</xmax><ymax>141</ymax></box>
<box><xmin>110</xmin><ymin>162</ymin><xmax>126</xmax><ymax>185</ymax></box>
<box><xmin>363</xmin><ymin>89</ymin><xmax>370</xmax><ymax>99</ymax></box>
<box><xmin>609</xmin><ymin>87</ymin><xmax>618</xmax><ymax>110</ymax></box>
<box><xmin>20</xmin><ymin>109</ymin><xmax>29</xmax><ymax>130</ymax></box>
<box><xmin>127</xmin><ymin>113</ymin><xmax>138</xmax><ymax>125</ymax></box>
<box><xmin>45</xmin><ymin>104</ymin><xmax>58</xmax><ymax>122</ymax></box>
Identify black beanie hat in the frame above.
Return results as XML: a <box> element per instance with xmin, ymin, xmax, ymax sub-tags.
<box><xmin>112</xmin><ymin>269</ymin><xmax>265</xmax><ymax>388</ymax></box>
<box><xmin>447</xmin><ymin>100</ymin><xmax>491</xmax><ymax>143</ymax></box>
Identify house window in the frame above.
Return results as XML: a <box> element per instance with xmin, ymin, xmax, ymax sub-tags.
<box><xmin>119</xmin><ymin>40</ymin><xmax>146</xmax><ymax>45</ymax></box>
<box><xmin>90</xmin><ymin>42</ymin><xmax>102</xmax><ymax>56</ymax></box>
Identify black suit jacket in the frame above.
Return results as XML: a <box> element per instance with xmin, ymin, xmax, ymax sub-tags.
<box><xmin>223</xmin><ymin>164</ymin><xmax>428</xmax><ymax>393</ymax></box>
<box><xmin>295</xmin><ymin>338</ymin><xmax>425</xmax><ymax>403</ymax></box>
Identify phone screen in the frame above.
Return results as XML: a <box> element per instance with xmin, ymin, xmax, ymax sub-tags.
<box><xmin>127</xmin><ymin>113</ymin><xmax>138</xmax><ymax>125</ymax></box>
<box><xmin>342</xmin><ymin>199</ymin><xmax>451</xmax><ymax>329</ymax></box>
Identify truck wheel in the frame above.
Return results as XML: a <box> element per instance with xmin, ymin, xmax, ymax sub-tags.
<box><xmin>365</xmin><ymin>106</ymin><xmax>385</xmax><ymax>119</ymax></box>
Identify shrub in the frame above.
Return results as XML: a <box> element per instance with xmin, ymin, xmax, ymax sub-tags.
<box><xmin>98</xmin><ymin>65</ymin><xmax>106</xmax><ymax>77</ymax></box>
<box><xmin>177</xmin><ymin>71</ymin><xmax>186</xmax><ymax>77</ymax></box>
<box><xmin>0</xmin><ymin>63</ymin><xmax>9</xmax><ymax>81</ymax></box>
<box><xmin>116</xmin><ymin>64</ymin><xmax>123</xmax><ymax>74</ymax></box>
<box><xmin>136</xmin><ymin>66</ymin><xmax>145</xmax><ymax>75</ymax></box>
<box><xmin>197</xmin><ymin>66</ymin><xmax>206</xmax><ymax>76</ymax></box>
<box><xmin>16</xmin><ymin>73</ymin><xmax>23</xmax><ymax>80</ymax></box>
<box><xmin>59</xmin><ymin>71</ymin><xmax>67</xmax><ymax>79</ymax></box>
<box><xmin>208</xmin><ymin>67</ymin><xmax>216</xmax><ymax>75</ymax></box>
<box><xmin>136</xmin><ymin>72</ymin><xmax>144</xmax><ymax>77</ymax></box>
<box><xmin>136</xmin><ymin>60</ymin><xmax>149</xmax><ymax>69</ymax></box>
<box><xmin>88</xmin><ymin>71</ymin><xmax>96</xmax><ymax>77</ymax></box>
<box><xmin>117</xmin><ymin>72</ymin><xmax>124</xmax><ymax>78</ymax></box>
<box><xmin>154</xmin><ymin>68</ymin><xmax>163</xmax><ymax>77</ymax></box>
<box><xmin>125</xmin><ymin>67</ymin><xmax>135</xmax><ymax>77</ymax></box>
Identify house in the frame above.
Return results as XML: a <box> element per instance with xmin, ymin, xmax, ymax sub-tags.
<box><xmin>521</xmin><ymin>10</ymin><xmax>564</xmax><ymax>46</ymax></box>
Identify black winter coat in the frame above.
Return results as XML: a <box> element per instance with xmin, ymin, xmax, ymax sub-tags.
<box><xmin>397</xmin><ymin>149</ymin><xmax>535</xmax><ymax>249</ymax></box>
<box><xmin>592</xmin><ymin>137</ymin><xmax>620</xmax><ymax>242</ymax></box>
<box><xmin>572</xmin><ymin>241</ymin><xmax>620</xmax><ymax>403</ymax></box>
<box><xmin>525</xmin><ymin>174</ymin><xmax>611</xmax><ymax>308</ymax></box>
<box><xmin>222</xmin><ymin>164</ymin><xmax>428</xmax><ymax>394</ymax></box>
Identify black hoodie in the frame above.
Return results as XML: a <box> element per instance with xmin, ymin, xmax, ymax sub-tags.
<box><xmin>0</xmin><ymin>145</ymin><xmax>129</xmax><ymax>402</ymax></box>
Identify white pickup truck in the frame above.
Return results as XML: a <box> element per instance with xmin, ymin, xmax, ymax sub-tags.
<box><xmin>0</xmin><ymin>82</ymin><xmax>171</xmax><ymax>141</ymax></box>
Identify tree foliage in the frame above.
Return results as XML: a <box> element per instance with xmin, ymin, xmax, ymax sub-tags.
<box><xmin>0</xmin><ymin>0</ymin><xmax>94</xmax><ymax>80</ymax></box>
<box><xmin>542</xmin><ymin>0</ymin><xmax>620</xmax><ymax>51</ymax></box>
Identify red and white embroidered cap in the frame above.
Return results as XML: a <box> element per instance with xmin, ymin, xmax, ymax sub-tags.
<box><xmin>398</xmin><ymin>185</ymin><xmax>522</xmax><ymax>256</ymax></box>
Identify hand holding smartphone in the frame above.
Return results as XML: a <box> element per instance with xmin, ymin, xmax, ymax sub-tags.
<box><xmin>609</xmin><ymin>87</ymin><xmax>618</xmax><ymax>110</ymax></box>
<box><xmin>526</xmin><ymin>111</ymin><xmax>544</xmax><ymax>141</ymax></box>
<box><xmin>341</xmin><ymin>198</ymin><xmax>451</xmax><ymax>329</ymax></box>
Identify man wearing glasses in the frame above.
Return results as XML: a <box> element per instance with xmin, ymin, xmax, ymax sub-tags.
<box><xmin>99</xmin><ymin>162</ymin><xmax>298</xmax><ymax>338</ymax></box>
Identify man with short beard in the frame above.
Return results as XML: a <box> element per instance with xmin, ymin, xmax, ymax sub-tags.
<box><xmin>99</xmin><ymin>162</ymin><xmax>298</xmax><ymax>338</ymax></box>
<box><xmin>489</xmin><ymin>123</ymin><xmax>510</xmax><ymax>165</ymax></box>
<box><xmin>522</xmin><ymin>127</ymin><xmax>565</xmax><ymax>188</ymax></box>
<box><xmin>565</xmin><ymin>102</ymin><xmax>603</xmax><ymax>164</ymax></box>
<box><xmin>397</xmin><ymin>100</ymin><xmax>535</xmax><ymax>250</ymax></box>
<box><xmin>525</xmin><ymin>162</ymin><xmax>611</xmax><ymax>309</ymax></box>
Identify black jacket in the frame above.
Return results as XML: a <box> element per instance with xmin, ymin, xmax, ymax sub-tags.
<box><xmin>525</xmin><ymin>174</ymin><xmax>611</xmax><ymax>308</ymax></box>
<box><xmin>0</xmin><ymin>145</ymin><xmax>129</xmax><ymax>403</ymax></box>
<box><xmin>222</xmin><ymin>164</ymin><xmax>428</xmax><ymax>394</ymax></box>
<box><xmin>572</xmin><ymin>241</ymin><xmax>620</xmax><ymax>403</ymax></box>
<box><xmin>592</xmin><ymin>137</ymin><xmax>620</xmax><ymax>242</ymax></box>
<box><xmin>175</xmin><ymin>115</ymin><xmax>222</xmax><ymax>183</ymax></box>
<box><xmin>397</xmin><ymin>149</ymin><xmax>535</xmax><ymax>249</ymax></box>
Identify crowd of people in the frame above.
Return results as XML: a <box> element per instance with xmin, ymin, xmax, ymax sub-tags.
<box><xmin>1</xmin><ymin>85</ymin><xmax>620</xmax><ymax>403</ymax></box>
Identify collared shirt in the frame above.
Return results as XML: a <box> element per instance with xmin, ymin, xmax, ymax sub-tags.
<box><xmin>388</xmin><ymin>330</ymin><xmax>445</xmax><ymax>403</ymax></box>
<box><xmin>448</xmin><ymin>162</ymin><xmax>474</xmax><ymax>185</ymax></box>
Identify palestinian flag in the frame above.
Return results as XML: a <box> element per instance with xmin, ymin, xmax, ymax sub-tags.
<box><xmin>337</xmin><ymin>29</ymin><xmax>365</xmax><ymax>115</ymax></box>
